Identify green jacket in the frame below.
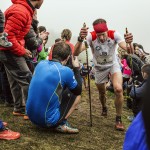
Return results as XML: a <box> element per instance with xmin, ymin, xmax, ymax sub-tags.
<box><xmin>38</xmin><ymin>46</ymin><xmax>48</xmax><ymax>62</ymax></box>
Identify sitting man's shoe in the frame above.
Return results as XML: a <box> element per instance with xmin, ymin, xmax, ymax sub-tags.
<box><xmin>0</xmin><ymin>128</ymin><xmax>20</xmax><ymax>140</ymax></box>
<box><xmin>101</xmin><ymin>107</ymin><xmax>107</xmax><ymax>116</ymax></box>
<box><xmin>55</xmin><ymin>122</ymin><xmax>79</xmax><ymax>134</ymax></box>
<box><xmin>0</xmin><ymin>34</ymin><xmax>12</xmax><ymax>48</ymax></box>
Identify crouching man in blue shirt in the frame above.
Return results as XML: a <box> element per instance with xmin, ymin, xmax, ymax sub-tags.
<box><xmin>26</xmin><ymin>41</ymin><xmax>82</xmax><ymax>134</ymax></box>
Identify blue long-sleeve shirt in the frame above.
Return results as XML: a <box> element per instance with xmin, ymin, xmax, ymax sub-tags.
<box><xmin>26</xmin><ymin>60</ymin><xmax>78</xmax><ymax>127</ymax></box>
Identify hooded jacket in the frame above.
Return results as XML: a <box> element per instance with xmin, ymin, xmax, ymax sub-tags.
<box><xmin>0</xmin><ymin>0</ymin><xmax>34</xmax><ymax>56</ymax></box>
<box><xmin>25</xmin><ymin>19</ymin><xmax>42</xmax><ymax>52</ymax></box>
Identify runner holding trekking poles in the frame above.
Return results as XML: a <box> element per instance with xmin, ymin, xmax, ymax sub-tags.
<box><xmin>74</xmin><ymin>18</ymin><xmax>133</xmax><ymax>131</ymax></box>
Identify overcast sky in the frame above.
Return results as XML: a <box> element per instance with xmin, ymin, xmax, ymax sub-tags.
<box><xmin>1</xmin><ymin>0</ymin><xmax>150</xmax><ymax>53</ymax></box>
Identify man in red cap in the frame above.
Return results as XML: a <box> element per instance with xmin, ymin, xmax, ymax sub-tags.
<box><xmin>74</xmin><ymin>18</ymin><xmax>133</xmax><ymax>131</ymax></box>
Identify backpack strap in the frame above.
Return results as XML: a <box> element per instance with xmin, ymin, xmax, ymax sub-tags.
<box><xmin>90</xmin><ymin>31</ymin><xmax>97</xmax><ymax>41</ymax></box>
<box><xmin>107</xmin><ymin>30</ymin><xmax>115</xmax><ymax>40</ymax></box>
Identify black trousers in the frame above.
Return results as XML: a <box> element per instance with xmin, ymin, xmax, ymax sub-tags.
<box><xmin>0</xmin><ymin>51</ymin><xmax>32</xmax><ymax>111</ymax></box>
<box><xmin>54</xmin><ymin>88</ymin><xmax>77</xmax><ymax>127</ymax></box>
<box><xmin>0</xmin><ymin>62</ymin><xmax>13</xmax><ymax>104</ymax></box>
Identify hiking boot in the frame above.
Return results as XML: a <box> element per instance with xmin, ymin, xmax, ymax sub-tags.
<box><xmin>115</xmin><ymin>121</ymin><xmax>125</xmax><ymax>131</ymax></box>
<box><xmin>55</xmin><ymin>122</ymin><xmax>79</xmax><ymax>134</ymax></box>
<box><xmin>0</xmin><ymin>33</ymin><xmax>12</xmax><ymax>48</ymax></box>
<box><xmin>115</xmin><ymin>116</ymin><xmax>125</xmax><ymax>131</ymax></box>
<box><xmin>0</xmin><ymin>128</ymin><xmax>20</xmax><ymax>140</ymax></box>
<box><xmin>101</xmin><ymin>107</ymin><xmax>107</xmax><ymax>116</ymax></box>
<box><xmin>13</xmin><ymin>110</ymin><xmax>25</xmax><ymax>116</ymax></box>
<box><xmin>23</xmin><ymin>115</ymin><xmax>29</xmax><ymax>120</ymax></box>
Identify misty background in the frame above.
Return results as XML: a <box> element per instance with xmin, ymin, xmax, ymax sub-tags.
<box><xmin>1</xmin><ymin>0</ymin><xmax>150</xmax><ymax>62</ymax></box>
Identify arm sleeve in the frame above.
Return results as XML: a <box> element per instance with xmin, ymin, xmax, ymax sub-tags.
<box><xmin>65</xmin><ymin>67</ymin><xmax>82</xmax><ymax>96</ymax></box>
<box><xmin>114</xmin><ymin>31</ymin><xmax>124</xmax><ymax>44</ymax></box>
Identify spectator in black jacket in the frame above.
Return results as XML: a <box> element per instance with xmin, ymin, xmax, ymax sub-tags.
<box><xmin>25</xmin><ymin>9</ymin><xmax>49</xmax><ymax>72</ymax></box>
<box><xmin>130</xmin><ymin>64</ymin><xmax>150</xmax><ymax>117</ymax></box>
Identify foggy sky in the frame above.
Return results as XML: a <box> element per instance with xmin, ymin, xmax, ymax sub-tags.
<box><xmin>1</xmin><ymin>0</ymin><xmax>150</xmax><ymax>54</ymax></box>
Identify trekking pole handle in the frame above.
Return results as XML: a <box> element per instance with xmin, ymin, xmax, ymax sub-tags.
<box><xmin>83</xmin><ymin>23</ymin><xmax>89</xmax><ymax>49</ymax></box>
<box><xmin>125</xmin><ymin>28</ymin><xmax>133</xmax><ymax>54</ymax></box>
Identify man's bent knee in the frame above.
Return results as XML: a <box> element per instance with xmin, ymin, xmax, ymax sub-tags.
<box><xmin>114</xmin><ymin>86</ymin><xmax>123</xmax><ymax>94</ymax></box>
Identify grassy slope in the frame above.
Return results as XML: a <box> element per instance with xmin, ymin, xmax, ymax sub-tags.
<box><xmin>0</xmin><ymin>81</ymin><xmax>132</xmax><ymax>150</ymax></box>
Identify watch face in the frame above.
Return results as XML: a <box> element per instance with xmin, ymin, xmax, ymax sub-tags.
<box><xmin>78</xmin><ymin>36</ymin><xmax>83</xmax><ymax>42</ymax></box>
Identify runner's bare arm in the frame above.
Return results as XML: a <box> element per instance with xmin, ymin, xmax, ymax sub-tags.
<box><xmin>74</xmin><ymin>42</ymin><xmax>86</xmax><ymax>56</ymax></box>
<box><xmin>74</xmin><ymin>26</ymin><xmax>89</xmax><ymax>56</ymax></box>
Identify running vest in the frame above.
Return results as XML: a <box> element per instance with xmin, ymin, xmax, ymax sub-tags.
<box><xmin>87</xmin><ymin>30</ymin><xmax>124</xmax><ymax>70</ymax></box>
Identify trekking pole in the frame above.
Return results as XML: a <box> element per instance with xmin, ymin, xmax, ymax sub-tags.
<box><xmin>125</xmin><ymin>28</ymin><xmax>136</xmax><ymax>100</ymax></box>
<box><xmin>125</xmin><ymin>28</ymin><xmax>133</xmax><ymax>54</ymax></box>
<box><xmin>83</xmin><ymin>23</ymin><xmax>92</xmax><ymax>127</ymax></box>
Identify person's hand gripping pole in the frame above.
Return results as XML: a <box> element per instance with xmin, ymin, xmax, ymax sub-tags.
<box><xmin>125</xmin><ymin>28</ymin><xmax>134</xmax><ymax>54</ymax></box>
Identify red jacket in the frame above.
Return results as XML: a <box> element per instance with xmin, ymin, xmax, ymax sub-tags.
<box><xmin>48</xmin><ymin>40</ymin><xmax>74</xmax><ymax>60</ymax></box>
<box><xmin>0</xmin><ymin>0</ymin><xmax>34</xmax><ymax>56</ymax></box>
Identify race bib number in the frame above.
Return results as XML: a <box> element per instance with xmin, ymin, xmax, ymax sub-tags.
<box><xmin>96</xmin><ymin>56</ymin><xmax>113</xmax><ymax>65</ymax></box>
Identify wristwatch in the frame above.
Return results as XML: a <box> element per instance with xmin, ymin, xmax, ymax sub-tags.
<box><xmin>78</xmin><ymin>36</ymin><xmax>84</xmax><ymax>42</ymax></box>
